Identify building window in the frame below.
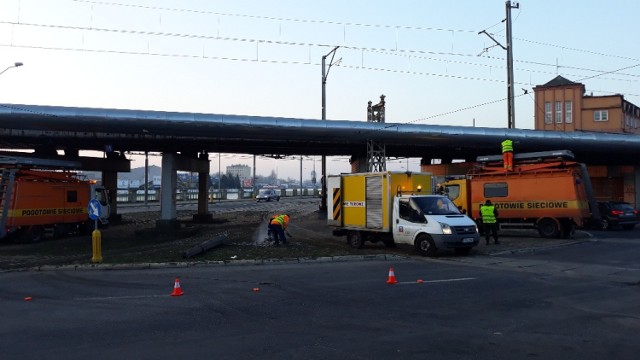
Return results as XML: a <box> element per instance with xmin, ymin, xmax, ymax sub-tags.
<box><xmin>594</xmin><ymin>110</ymin><xmax>608</xmax><ymax>121</ymax></box>
<box><xmin>564</xmin><ymin>101</ymin><xmax>572</xmax><ymax>123</ymax></box>
<box><xmin>594</xmin><ymin>110</ymin><xmax>609</xmax><ymax>122</ymax></box>
<box><xmin>555</xmin><ymin>101</ymin><xmax>562</xmax><ymax>123</ymax></box>
<box><xmin>67</xmin><ymin>190</ymin><xmax>78</xmax><ymax>203</ymax></box>
<box><xmin>544</xmin><ymin>102</ymin><xmax>552</xmax><ymax>124</ymax></box>
<box><xmin>484</xmin><ymin>182</ymin><xmax>508</xmax><ymax>198</ymax></box>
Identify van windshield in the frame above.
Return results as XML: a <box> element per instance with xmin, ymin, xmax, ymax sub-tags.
<box><xmin>411</xmin><ymin>196</ymin><xmax>461</xmax><ymax>215</ymax></box>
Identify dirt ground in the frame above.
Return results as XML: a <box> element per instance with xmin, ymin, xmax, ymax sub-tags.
<box><xmin>0</xmin><ymin>200</ymin><xmax>583</xmax><ymax>271</ymax></box>
<box><xmin>0</xmin><ymin>204</ymin><xmax>410</xmax><ymax>270</ymax></box>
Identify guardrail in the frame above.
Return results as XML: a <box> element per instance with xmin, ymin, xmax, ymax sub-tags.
<box><xmin>115</xmin><ymin>188</ymin><xmax>321</xmax><ymax>203</ymax></box>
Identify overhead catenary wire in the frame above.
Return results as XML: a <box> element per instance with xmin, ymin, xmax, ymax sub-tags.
<box><xmin>1</xmin><ymin>0</ymin><xmax>638</xmax><ymax>133</ymax></box>
<box><xmin>2</xmin><ymin>19</ymin><xmax>637</xmax><ymax>83</ymax></box>
<box><xmin>67</xmin><ymin>0</ymin><xmax>640</xmax><ymax>65</ymax></box>
<box><xmin>1</xmin><ymin>24</ymin><xmax>637</xmax><ymax>93</ymax></box>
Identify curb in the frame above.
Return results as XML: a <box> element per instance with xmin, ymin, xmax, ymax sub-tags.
<box><xmin>5</xmin><ymin>254</ymin><xmax>410</xmax><ymax>273</ymax></box>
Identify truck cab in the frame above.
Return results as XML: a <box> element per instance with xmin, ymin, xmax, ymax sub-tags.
<box><xmin>392</xmin><ymin>195</ymin><xmax>479</xmax><ymax>256</ymax></box>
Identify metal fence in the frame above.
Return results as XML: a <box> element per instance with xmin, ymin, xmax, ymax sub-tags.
<box><xmin>115</xmin><ymin>188</ymin><xmax>321</xmax><ymax>203</ymax></box>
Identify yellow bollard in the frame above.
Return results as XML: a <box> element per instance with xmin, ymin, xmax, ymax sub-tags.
<box><xmin>91</xmin><ymin>229</ymin><xmax>103</xmax><ymax>263</ymax></box>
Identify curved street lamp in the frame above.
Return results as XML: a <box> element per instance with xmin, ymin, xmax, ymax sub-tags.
<box><xmin>0</xmin><ymin>62</ymin><xmax>23</xmax><ymax>76</ymax></box>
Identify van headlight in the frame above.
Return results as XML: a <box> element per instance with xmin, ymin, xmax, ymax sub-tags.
<box><xmin>440</xmin><ymin>223</ymin><xmax>453</xmax><ymax>235</ymax></box>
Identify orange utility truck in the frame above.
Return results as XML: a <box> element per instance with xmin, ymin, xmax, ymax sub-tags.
<box><xmin>440</xmin><ymin>150</ymin><xmax>600</xmax><ymax>238</ymax></box>
<box><xmin>0</xmin><ymin>156</ymin><xmax>110</xmax><ymax>242</ymax></box>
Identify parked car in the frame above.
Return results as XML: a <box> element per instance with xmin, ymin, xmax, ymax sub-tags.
<box><xmin>597</xmin><ymin>201</ymin><xmax>639</xmax><ymax>230</ymax></box>
<box><xmin>256</xmin><ymin>188</ymin><xmax>280</xmax><ymax>202</ymax></box>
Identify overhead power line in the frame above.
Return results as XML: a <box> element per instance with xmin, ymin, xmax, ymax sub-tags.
<box><xmin>515</xmin><ymin>37</ymin><xmax>640</xmax><ymax>63</ymax></box>
<box><xmin>70</xmin><ymin>0</ymin><xmax>476</xmax><ymax>33</ymax></box>
<box><xmin>3</xmin><ymin>20</ymin><xmax>638</xmax><ymax>86</ymax></box>
<box><xmin>70</xmin><ymin>0</ymin><xmax>640</xmax><ymax>64</ymax></box>
<box><xmin>4</xmin><ymin>19</ymin><xmax>638</xmax><ymax>84</ymax></box>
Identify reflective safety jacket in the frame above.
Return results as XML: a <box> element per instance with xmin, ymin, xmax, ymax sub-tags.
<box><xmin>501</xmin><ymin>139</ymin><xmax>513</xmax><ymax>153</ymax></box>
<box><xmin>270</xmin><ymin>214</ymin><xmax>290</xmax><ymax>229</ymax></box>
<box><xmin>480</xmin><ymin>205</ymin><xmax>497</xmax><ymax>224</ymax></box>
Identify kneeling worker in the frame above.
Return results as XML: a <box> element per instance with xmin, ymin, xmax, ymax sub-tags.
<box><xmin>268</xmin><ymin>214</ymin><xmax>291</xmax><ymax>246</ymax></box>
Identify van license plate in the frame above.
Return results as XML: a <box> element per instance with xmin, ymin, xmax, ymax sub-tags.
<box><xmin>462</xmin><ymin>238</ymin><xmax>475</xmax><ymax>243</ymax></box>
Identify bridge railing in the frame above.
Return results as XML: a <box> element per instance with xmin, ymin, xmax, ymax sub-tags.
<box><xmin>115</xmin><ymin>188</ymin><xmax>321</xmax><ymax>203</ymax></box>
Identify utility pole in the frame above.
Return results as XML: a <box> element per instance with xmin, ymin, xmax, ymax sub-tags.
<box><xmin>479</xmin><ymin>1</ymin><xmax>519</xmax><ymax>129</ymax></box>
<box><xmin>505</xmin><ymin>1</ymin><xmax>519</xmax><ymax>129</ymax></box>
<box><xmin>320</xmin><ymin>46</ymin><xmax>340</xmax><ymax>212</ymax></box>
<box><xmin>253</xmin><ymin>154</ymin><xmax>257</xmax><ymax>198</ymax></box>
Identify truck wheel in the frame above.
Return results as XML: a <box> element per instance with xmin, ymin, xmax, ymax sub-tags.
<box><xmin>347</xmin><ymin>231</ymin><xmax>364</xmax><ymax>249</ymax></box>
<box><xmin>26</xmin><ymin>226</ymin><xmax>45</xmax><ymax>243</ymax></box>
<box><xmin>537</xmin><ymin>219</ymin><xmax>559</xmax><ymax>238</ymax></box>
<box><xmin>414</xmin><ymin>234</ymin><xmax>436</xmax><ymax>257</ymax></box>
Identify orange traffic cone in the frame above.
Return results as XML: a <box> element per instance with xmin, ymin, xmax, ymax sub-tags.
<box><xmin>386</xmin><ymin>267</ymin><xmax>398</xmax><ymax>284</ymax></box>
<box><xmin>171</xmin><ymin>278</ymin><xmax>184</xmax><ymax>296</ymax></box>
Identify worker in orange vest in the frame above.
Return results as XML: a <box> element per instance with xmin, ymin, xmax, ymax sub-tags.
<box><xmin>268</xmin><ymin>214</ymin><xmax>291</xmax><ymax>246</ymax></box>
<box><xmin>501</xmin><ymin>139</ymin><xmax>514</xmax><ymax>171</ymax></box>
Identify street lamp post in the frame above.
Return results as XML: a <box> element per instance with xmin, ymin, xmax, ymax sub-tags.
<box><xmin>320</xmin><ymin>46</ymin><xmax>340</xmax><ymax>213</ymax></box>
<box><xmin>0</xmin><ymin>62</ymin><xmax>23</xmax><ymax>76</ymax></box>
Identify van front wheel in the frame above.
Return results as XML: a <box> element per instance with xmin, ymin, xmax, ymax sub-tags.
<box><xmin>414</xmin><ymin>234</ymin><xmax>437</xmax><ymax>257</ymax></box>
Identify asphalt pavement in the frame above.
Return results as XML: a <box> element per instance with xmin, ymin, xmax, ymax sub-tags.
<box><xmin>2</xmin><ymin>256</ymin><xmax>639</xmax><ymax>360</ymax></box>
<box><xmin>4</xmin><ymin>199</ymin><xmax>640</xmax><ymax>359</ymax></box>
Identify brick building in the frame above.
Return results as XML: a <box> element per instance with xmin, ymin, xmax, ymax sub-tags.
<box><xmin>533</xmin><ymin>75</ymin><xmax>640</xmax><ymax>134</ymax></box>
<box><xmin>533</xmin><ymin>76</ymin><xmax>640</xmax><ymax>204</ymax></box>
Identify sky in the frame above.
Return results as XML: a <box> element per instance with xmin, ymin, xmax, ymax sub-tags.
<box><xmin>0</xmin><ymin>0</ymin><xmax>639</xmax><ymax>181</ymax></box>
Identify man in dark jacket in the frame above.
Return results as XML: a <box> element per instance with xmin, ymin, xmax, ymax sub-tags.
<box><xmin>480</xmin><ymin>200</ymin><xmax>500</xmax><ymax>245</ymax></box>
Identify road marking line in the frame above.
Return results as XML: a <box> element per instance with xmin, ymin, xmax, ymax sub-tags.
<box><xmin>397</xmin><ymin>277</ymin><xmax>476</xmax><ymax>285</ymax></box>
<box><xmin>73</xmin><ymin>295</ymin><xmax>169</xmax><ymax>301</ymax></box>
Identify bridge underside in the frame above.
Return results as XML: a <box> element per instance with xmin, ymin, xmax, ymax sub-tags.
<box><xmin>2</xmin><ymin>103</ymin><xmax>640</xmax><ymax>223</ymax></box>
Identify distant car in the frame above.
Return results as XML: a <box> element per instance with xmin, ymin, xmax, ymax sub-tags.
<box><xmin>597</xmin><ymin>201</ymin><xmax>639</xmax><ymax>230</ymax></box>
<box><xmin>256</xmin><ymin>189</ymin><xmax>280</xmax><ymax>202</ymax></box>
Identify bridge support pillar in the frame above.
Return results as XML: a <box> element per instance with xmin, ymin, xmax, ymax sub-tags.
<box><xmin>194</xmin><ymin>153</ymin><xmax>213</xmax><ymax>222</ymax></box>
<box><xmin>102</xmin><ymin>171</ymin><xmax>121</xmax><ymax>222</ymax></box>
<box><xmin>159</xmin><ymin>153</ymin><xmax>178</xmax><ymax>225</ymax></box>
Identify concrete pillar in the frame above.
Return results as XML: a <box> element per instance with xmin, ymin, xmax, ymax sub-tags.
<box><xmin>102</xmin><ymin>170</ymin><xmax>120</xmax><ymax>222</ymax></box>
<box><xmin>157</xmin><ymin>153</ymin><xmax>180</xmax><ymax>229</ymax></box>
<box><xmin>194</xmin><ymin>169</ymin><xmax>213</xmax><ymax>222</ymax></box>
